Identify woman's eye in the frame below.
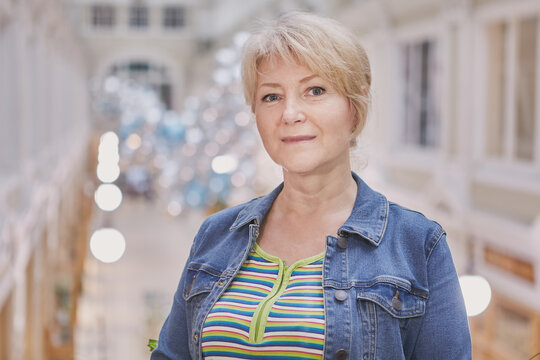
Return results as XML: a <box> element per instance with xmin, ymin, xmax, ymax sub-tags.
<box><xmin>308</xmin><ymin>86</ymin><xmax>326</xmax><ymax>96</ymax></box>
<box><xmin>262</xmin><ymin>94</ymin><xmax>279</xmax><ymax>102</ymax></box>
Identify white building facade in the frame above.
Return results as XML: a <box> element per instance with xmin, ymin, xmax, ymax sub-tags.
<box><xmin>335</xmin><ymin>0</ymin><xmax>540</xmax><ymax>358</ymax></box>
<box><xmin>0</xmin><ymin>0</ymin><xmax>92</xmax><ymax>359</ymax></box>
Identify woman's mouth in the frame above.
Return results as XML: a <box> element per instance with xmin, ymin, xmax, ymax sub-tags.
<box><xmin>281</xmin><ymin>135</ymin><xmax>316</xmax><ymax>144</ymax></box>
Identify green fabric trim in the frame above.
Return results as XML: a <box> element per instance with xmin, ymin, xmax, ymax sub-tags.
<box><xmin>253</xmin><ymin>243</ymin><xmax>325</xmax><ymax>268</ymax></box>
<box><xmin>248</xmin><ymin>253</ymin><xmax>284</xmax><ymax>343</ymax></box>
<box><xmin>248</xmin><ymin>243</ymin><xmax>325</xmax><ymax>343</ymax></box>
<box><xmin>253</xmin><ymin>243</ymin><xmax>283</xmax><ymax>264</ymax></box>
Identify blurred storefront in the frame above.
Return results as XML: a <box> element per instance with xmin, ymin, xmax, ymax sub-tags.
<box><xmin>1</xmin><ymin>0</ymin><xmax>539</xmax><ymax>359</ymax></box>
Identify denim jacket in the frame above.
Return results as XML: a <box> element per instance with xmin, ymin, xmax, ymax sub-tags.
<box><xmin>152</xmin><ymin>172</ymin><xmax>472</xmax><ymax>359</ymax></box>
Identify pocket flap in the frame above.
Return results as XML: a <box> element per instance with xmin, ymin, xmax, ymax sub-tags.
<box><xmin>356</xmin><ymin>280</ymin><xmax>426</xmax><ymax>318</ymax></box>
<box><xmin>183</xmin><ymin>264</ymin><xmax>220</xmax><ymax>300</ymax></box>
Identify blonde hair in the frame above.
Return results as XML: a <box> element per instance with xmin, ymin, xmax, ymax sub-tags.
<box><xmin>241</xmin><ymin>12</ymin><xmax>371</xmax><ymax>143</ymax></box>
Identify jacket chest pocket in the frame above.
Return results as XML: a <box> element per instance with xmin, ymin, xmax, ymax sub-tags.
<box><xmin>182</xmin><ymin>264</ymin><xmax>222</xmax><ymax>356</ymax></box>
<box><xmin>355</xmin><ymin>278</ymin><xmax>427</xmax><ymax>360</ymax></box>
<box><xmin>183</xmin><ymin>266</ymin><xmax>219</xmax><ymax>299</ymax></box>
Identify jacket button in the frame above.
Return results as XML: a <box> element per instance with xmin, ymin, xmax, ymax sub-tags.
<box><xmin>193</xmin><ymin>333</ymin><xmax>198</xmax><ymax>341</ymax></box>
<box><xmin>335</xmin><ymin>349</ymin><xmax>348</xmax><ymax>360</ymax></box>
<box><xmin>334</xmin><ymin>290</ymin><xmax>348</xmax><ymax>301</ymax></box>
<box><xmin>392</xmin><ymin>297</ymin><xmax>402</xmax><ymax>311</ymax></box>
<box><xmin>337</xmin><ymin>236</ymin><xmax>348</xmax><ymax>249</ymax></box>
<box><xmin>392</xmin><ymin>289</ymin><xmax>402</xmax><ymax>311</ymax></box>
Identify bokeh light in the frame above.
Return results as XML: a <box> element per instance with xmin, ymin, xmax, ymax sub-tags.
<box><xmin>211</xmin><ymin>154</ymin><xmax>238</xmax><ymax>174</ymax></box>
<box><xmin>125</xmin><ymin>133</ymin><xmax>142</xmax><ymax>150</ymax></box>
<box><xmin>94</xmin><ymin>184</ymin><xmax>123</xmax><ymax>211</ymax></box>
<box><xmin>97</xmin><ymin>162</ymin><xmax>120</xmax><ymax>183</ymax></box>
<box><xmin>104</xmin><ymin>76</ymin><xmax>120</xmax><ymax>93</ymax></box>
<box><xmin>167</xmin><ymin>200</ymin><xmax>182</xmax><ymax>216</ymax></box>
<box><xmin>98</xmin><ymin>131</ymin><xmax>120</xmax><ymax>164</ymax></box>
<box><xmin>459</xmin><ymin>275</ymin><xmax>492</xmax><ymax>317</ymax></box>
<box><xmin>90</xmin><ymin>228</ymin><xmax>126</xmax><ymax>263</ymax></box>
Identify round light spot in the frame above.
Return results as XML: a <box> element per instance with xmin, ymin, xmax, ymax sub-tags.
<box><xmin>94</xmin><ymin>184</ymin><xmax>123</xmax><ymax>211</ymax></box>
<box><xmin>104</xmin><ymin>77</ymin><xmax>120</xmax><ymax>93</ymax></box>
<box><xmin>100</xmin><ymin>131</ymin><xmax>119</xmax><ymax>145</ymax></box>
<box><xmin>234</xmin><ymin>111</ymin><xmax>250</xmax><ymax>127</ymax></box>
<box><xmin>459</xmin><ymin>275</ymin><xmax>492</xmax><ymax>317</ymax></box>
<box><xmin>126</xmin><ymin>133</ymin><xmax>142</xmax><ymax>150</ymax></box>
<box><xmin>90</xmin><ymin>228</ymin><xmax>126</xmax><ymax>263</ymax></box>
<box><xmin>211</xmin><ymin>155</ymin><xmax>238</xmax><ymax>174</ymax></box>
<box><xmin>167</xmin><ymin>201</ymin><xmax>183</xmax><ymax>216</ymax></box>
<box><xmin>97</xmin><ymin>162</ymin><xmax>120</xmax><ymax>183</ymax></box>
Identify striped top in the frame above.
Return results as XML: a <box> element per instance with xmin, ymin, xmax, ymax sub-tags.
<box><xmin>201</xmin><ymin>244</ymin><xmax>325</xmax><ymax>359</ymax></box>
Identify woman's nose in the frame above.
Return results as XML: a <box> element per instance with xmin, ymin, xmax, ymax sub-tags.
<box><xmin>282</xmin><ymin>97</ymin><xmax>306</xmax><ymax>124</ymax></box>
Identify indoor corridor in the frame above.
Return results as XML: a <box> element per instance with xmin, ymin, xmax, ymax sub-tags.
<box><xmin>75</xmin><ymin>198</ymin><xmax>204</xmax><ymax>360</ymax></box>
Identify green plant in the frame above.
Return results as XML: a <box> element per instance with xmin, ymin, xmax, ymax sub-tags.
<box><xmin>147</xmin><ymin>338</ymin><xmax>158</xmax><ymax>352</ymax></box>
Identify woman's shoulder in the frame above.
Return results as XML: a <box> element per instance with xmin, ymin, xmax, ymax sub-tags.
<box><xmin>193</xmin><ymin>194</ymin><xmax>267</xmax><ymax>245</ymax></box>
<box><xmin>387</xmin><ymin>201</ymin><xmax>443</xmax><ymax>231</ymax></box>
<box><xmin>201</xmin><ymin>195</ymin><xmax>263</xmax><ymax>229</ymax></box>
<box><xmin>188</xmin><ymin>195</ymin><xmax>267</xmax><ymax>262</ymax></box>
<box><xmin>385</xmin><ymin>201</ymin><xmax>444</xmax><ymax>249</ymax></box>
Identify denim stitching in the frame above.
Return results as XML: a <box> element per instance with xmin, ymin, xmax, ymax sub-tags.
<box><xmin>426</xmin><ymin>229</ymin><xmax>445</xmax><ymax>263</ymax></box>
<box><xmin>372</xmin><ymin>301</ymin><xmax>377</xmax><ymax>360</ymax></box>
<box><xmin>357</xmin><ymin>293</ymin><xmax>424</xmax><ymax>317</ymax></box>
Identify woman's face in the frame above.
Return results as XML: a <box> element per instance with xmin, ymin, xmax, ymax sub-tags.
<box><xmin>254</xmin><ymin>57</ymin><xmax>355</xmax><ymax>176</ymax></box>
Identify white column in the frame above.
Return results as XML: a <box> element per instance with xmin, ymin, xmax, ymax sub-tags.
<box><xmin>10</xmin><ymin>267</ymin><xmax>26</xmax><ymax>359</ymax></box>
<box><xmin>15</xmin><ymin>5</ymin><xmax>32</xmax><ymax>169</ymax></box>
<box><xmin>0</xmin><ymin>21</ymin><xmax>20</xmax><ymax>176</ymax></box>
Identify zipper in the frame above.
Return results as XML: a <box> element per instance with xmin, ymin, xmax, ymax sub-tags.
<box><xmin>197</xmin><ymin>221</ymin><xmax>260</xmax><ymax>359</ymax></box>
<box><xmin>248</xmin><ymin>258</ymin><xmax>288</xmax><ymax>343</ymax></box>
<box><xmin>247</xmin><ymin>244</ymin><xmax>325</xmax><ymax>344</ymax></box>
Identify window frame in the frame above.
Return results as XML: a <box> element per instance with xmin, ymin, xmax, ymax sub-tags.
<box><xmin>162</xmin><ymin>5</ymin><xmax>185</xmax><ymax>30</ymax></box>
<box><xmin>90</xmin><ymin>4</ymin><xmax>116</xmax><ymax>29</ymax></box>
<box><xmin>473</xmin><ymin>2</ymin><xmax>540</xmax><ymax>191</ymax></box>
<box><xmin>387</xmin><ymin>19</ymin><xmax>445</xmax><ymax>171</ymax></box>
<box><xmin>401</xmin><ymin>38</ymin><xmax>441</xmax><ymax>149</ymax></box>
<box><xmin>129</xmin><ymin>5</ymin><xmax>149</xmax><ymax>29</ymax></box>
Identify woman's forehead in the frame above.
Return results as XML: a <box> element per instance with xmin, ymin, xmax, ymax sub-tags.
<box><xmin>257</xmin><ymin>55</ymin><xmax>314</xmax><ymax>80</ymax></box>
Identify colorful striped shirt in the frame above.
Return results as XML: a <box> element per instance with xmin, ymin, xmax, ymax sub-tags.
<box><xmin>201</xmin><ymin>243</ymin><xmax>325</xmax><ymax>359</ymax></box>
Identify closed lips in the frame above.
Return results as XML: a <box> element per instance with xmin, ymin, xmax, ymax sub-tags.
<box><xmin>281</xmin><ymin>135</ymin><xmax>316</xmax><ymax>143</ymax></box>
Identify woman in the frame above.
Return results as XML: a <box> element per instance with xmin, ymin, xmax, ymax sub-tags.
<box><xmin>152</xmin><ymin>12</ymin><xmax>471</xmax><ymax>360</ymax></box>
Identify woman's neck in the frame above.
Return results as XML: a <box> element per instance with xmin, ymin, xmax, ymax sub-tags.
<box><xmin>277</xmin><ymin>164</ymin><xmax>357</xmax><ymax>218</ymax></box>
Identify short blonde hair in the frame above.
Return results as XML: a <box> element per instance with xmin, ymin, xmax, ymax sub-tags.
<box><xmin>241</xmin><ymin>12</ymin><xmax>371</xmax><ymax>143</ymax></box>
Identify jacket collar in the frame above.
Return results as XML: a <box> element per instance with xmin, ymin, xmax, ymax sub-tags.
<box><xmin>229</xmin><ymin>172</ymin><xmax>388</xmax><ymax>247</ymax></box>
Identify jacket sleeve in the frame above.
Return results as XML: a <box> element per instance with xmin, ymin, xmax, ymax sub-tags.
<box><xmin>411</xmin><ymin>234</ymin><xmax>472</xmax><ymax>359</ymax></box>
<box><xmin>150</xmin><ymin>219</ymin><xmax>210</xmax><ymax>360</ymax></box>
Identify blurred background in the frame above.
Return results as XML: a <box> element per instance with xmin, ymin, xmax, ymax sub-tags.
<box><xmin>1</xmin><ymin>0</ymin><xmax>539</xmax><ymax>359</ymax></box>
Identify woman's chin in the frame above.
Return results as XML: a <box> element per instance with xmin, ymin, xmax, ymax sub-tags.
<box><xmin>279</xmin><ymin>161</ymin><xmax>328</xmax><ymax>176</ymax></box>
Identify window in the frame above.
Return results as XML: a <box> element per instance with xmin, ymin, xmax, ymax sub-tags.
<box><xmin>485</xmin><ymin>22</ymin><xmax>506</xmax><ymax>157</ymax></box>
<box><xmin>107</xmin><ymin>61</ymin><xmax>172</xmax><ymax>108</ymax></box>
<box><xmin>402</xmin><ymin>39</ymin><xmax>440</xmax><ymax>148</ymax></box>
<box><xmin>515</xmin><ymin>17</ymin><xmax>537</xmax><ymax>161</ymax></box>
<box><xmin>129</xmin><ymin>5</ymin><xmax>148</xmax><ymax>28</ymax></box>
<box><xmin>129</xmin><ymin>62</ymin><xmax>150</xmax><ymax>72</ymax></box>
<box><xmin>163</xmin><ymin>6</ymin><xmax>185</xmax><ymax>29</ymax></box>
<box><xmin>485</xmin><ymin>16</ymin><xmax>539</xmax><ymax>162</ymax></box>
<box><xmin>91</xmin><ymin>5</ymin><xmax>115</xmax><ymax>28</ymax></box>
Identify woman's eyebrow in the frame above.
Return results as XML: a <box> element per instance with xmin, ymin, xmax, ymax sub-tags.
<box><xmin>258</xmin><ymin>82</ymin><xmax>281</xmax><ymax>89</ymax></box>
<box><xmin>258</xmin><ymin>74</ymin><xmax>320</xmax><ymax>89</ymax></box>
<box><xmin>299</xmin><ymin>74</ymin><xmax>320</xmax><ymax>83</ymax></box>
